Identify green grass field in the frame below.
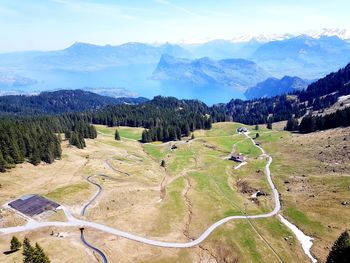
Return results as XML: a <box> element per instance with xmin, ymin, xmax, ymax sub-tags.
<box><xmin>96</xmin><ymin>125</ymin><xmax>143</xmax><ymax>140</ymax></box>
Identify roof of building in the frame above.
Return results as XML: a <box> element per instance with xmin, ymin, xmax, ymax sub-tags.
<box><xmin>9</xmin><ymin>195</ymin><xmax>60</xmax><ymax>217</ymax></box>
<box><xmin>229</xmin><ymin>155</ymin><xmax>245</xmax><ymax>162</ymax></box>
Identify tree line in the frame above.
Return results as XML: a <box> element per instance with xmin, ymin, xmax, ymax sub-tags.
<box><xmin>298</xmin><ymin>107</ymin><xmax>350</xmax><ymax>133</ymax></box>
<box><xmin>0</xmin><ymin>115</ymin><xmax>96</xmax><ymax>172</ymax></box>
<box><xmin>84</xmin><ymin>96</ymin><xmax>223</xmax><ymax>142</ymax></box>
<box><xmin>284</xmin><ymin>107</ymin><xmax>350</xmax><ymax>133</ymax></box>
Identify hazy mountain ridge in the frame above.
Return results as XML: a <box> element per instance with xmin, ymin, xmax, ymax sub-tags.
<box><xmin>1</xmin><ymin>33</ymin><xmax>350</xmax><ymax>103</ymax></box>
<box><xmin>0</xmin><ymin>72</ymin><xmax>37</xmax><ymax>87</ymax></box>
<box><xmin>25</xmin><ymin>42</ymin><xmax>191</xmax><ymax>71</ymax></box>
<box><xmin>251</xmin><ymin>35</ymin><xmax>350</xmax><ymax>78</ymax></box>
<box><xmin>245</xmin><ymin>76</ymin><xmax>310</xmax><ymax>99</ymax></box>
<box><xmin>152</xmin><ymin>54</ymin><xmax>270</xmax><ymax>91</ymax></box>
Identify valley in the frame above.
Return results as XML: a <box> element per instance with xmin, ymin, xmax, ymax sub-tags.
<box><xmin>1</xmin><ymin>123</ymin><xmax>348</xmax><ymax>262</ymax></box>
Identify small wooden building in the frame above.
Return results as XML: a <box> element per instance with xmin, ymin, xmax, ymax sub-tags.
<box><xmin>229</xmin><ymin>155</ymin><xmax>245</xmax><ymax>163</ymax></box>
<box><xmin>237</xmin><ymin>127</ymin><xmax>248</xmax><ymax>133</ymax></box>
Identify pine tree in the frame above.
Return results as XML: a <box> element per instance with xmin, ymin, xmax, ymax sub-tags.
<box><xmin>160</xmin><ymin>160</ymin><xmax>166</xmax><ymax>167</ymax></box>
<box><xmin>266</xmin><ymin>118</ymin><xmax>272</xmax><ymax>130</ymax></box>
<box><xmin>255</xmin><ymin>133</ymin><xmax>260</xmax><ymax>139</ymax></box>
<box><xmin>191</xmin><ymin>133</ymin><xmax>195</xmax><ymax>140</ymax></box>
<box><xmin>69</xmin><ymin>132</ymin><xmax>85</xmax><ymax>149</ymax></box>
<box><xmin>0</xmin><ymin>151</ymin><xmax>6</xmax><ymax>172</ymax></box>
<box><xmin>326</xmin><ymin>230</ymin><xmax>350</xmax><ymax>263</ymax></box>
<box><xmin>23</xmin><ymin>237</ymin><xmax>35</xmax><ymax>263</ymax></box>
<box><xmin>141</xmin><ymin>130</ymin><xmax>148</xmax><ymax>143</ymax></box>
<box><xmin>53</xmin><ymin>135</ymin><xmax>62</xmax><ymax>159</ymax></box>
<box><xmin>114</xmin><ymin>129</ymin><xmax>121</xmax><ymax>141</ymax></box>
<box><xmin>64</xmin><ymin>130</ymin><xmax>71</xmax><ymax>140</ymax></box>
<box><xmin>285</xmin><ymin>117</ymin><xmax>299</xmax><ymax>131</ymax></box>
<box><xmin>10</xmin><ymin>236</ymin><xmax>21</xmax><ymax>251</ymax></box>
<box><xmin>184</xmin><ymin>124</ymin><xmax>190</xmax><ymax>137</ymax></box>
<box><xmin>255</xmin><ymin>124</ymin><xmax>259</xmax><ymax>130</ymax></box>
<box><xmin>30</xmin><ymin>147</ymin><xmax>41</xmax><ymax>166</ymax></box>
<box><xmin>33</xmin><ymin>243</ymin><xmax>50</xmax><ymax>263</ymax></box>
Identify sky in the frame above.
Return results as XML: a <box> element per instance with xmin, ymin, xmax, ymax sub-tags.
<box><xmin>0</xmin><ymin>0</ymin><xmax>350</xmax><ymax>52</ymax></box>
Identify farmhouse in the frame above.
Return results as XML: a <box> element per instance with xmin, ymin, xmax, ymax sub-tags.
<box><xmin>229</xmin><ymin>155</ymin><xmax>245</xmax><ymax>163</ymax></box>
<box><xmin>8</xmin><ymin>194</ymin><xmax>60</xmax><ymax>217</ymax></box>
<box><xmin>237</xmin><ymin>127</ymin><xmax>248</xmax><ymax>133</ymax></box>
<box><xmin>171</xmin><ymin>145</ymin><xmax>178</xmax><ymax>150</ymax></box>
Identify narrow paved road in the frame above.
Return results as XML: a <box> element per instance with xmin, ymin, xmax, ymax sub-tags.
<box><xmin>0</xmin><ymin>132</ymin><xmax>281</xmax><ymax>249</ymax></box>
<box><xmin>81</xmin><ymin>175</ymin><xmax>103</xmax><ymax>217</ymax></box>
<box><xmin>81</xmin><ymin>228</ymin><xmax>108</xmax><ymax>263</ymax></box>
<box><xmin>80</xmin><ymin>175</ymin><xmax>108</xmax><ymax>263</ymax></box>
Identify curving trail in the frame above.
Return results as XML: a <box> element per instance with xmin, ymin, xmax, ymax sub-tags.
<box><xmin>81</xmin><ymin>175</ymin><xmax>103</xmax><ymax>217</ymax></box>
<box><xmin>0</xmin><ymin>132</ymin><xmax>282</xmax><ymax>249</ymax></box>
<box><xmin>81</xmin><ymin>228</ymin><xmax>108</xmax><ymax>263</ymax></box>
<box><xmin>80</xmin><ymin>175</ymin><xmax>108</xmax><ymax>263</ymax></box>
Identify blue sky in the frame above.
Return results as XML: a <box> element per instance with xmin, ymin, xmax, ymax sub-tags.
<box><xmin>0</xmin><ymin>0</ymin><xmax>349</xmax><ymax>52</ymax></box>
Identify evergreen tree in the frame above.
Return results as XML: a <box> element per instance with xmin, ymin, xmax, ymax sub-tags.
<box><xmin>10</xmin><ymin>236</ymin><xmax>21</xmax><ymax>251</ymax></box>
<box><xmin>160</xmin><ymin>160</ymin><xmax>166</xmax><ymax>167</ymax></box>
<box><xmin>266</xmin><ymin>118</ymin><xmax>272</xmax><ymax>130</ymax></box>
<box><xmin>23</xmin><ymin>237</ymin><xmax>35</xmax><ymax>263</ymax></box>
<box><xmin>285</xmin><ymin>117</ymin><xmax>299</xmax><ymax>131</ymax></box>
<box><xmin>191</xmin><ymin>133</ymin><xmax>195</xmax><ymax>140</ymax></box>
<box><xmin>0</xmin><ymin>151</ymin><xmax>6</xmax><ymax>173</ymax></box>
<box><xmin>326</xmin><ymin>230</ymin><xmax>350</xmax><ymax>263</ymax></box>
<box><xmin>30</xmin><ymin>147</ymin><xmax>41</xmax><ymax>166</ymax></box>
<box><xmin>184</xmin><ymin>124</ymin><xmax>190</xmax><ymax>137</ymax></box>
<box><xmin>64</xmin><ymin>130</ymin><xmax>71</xmax><ymax>140</ymax></box>
<box><xmin>114</xmin><ymin>129</ymin><xmax>121</xmax><ymax>141</ymax></box>
<box><xmin>141</xmin><ymin>130</ymin><xmax>148</xmax><ymax>143</ymax></box>
<box><xmin>255</xmin><ymin>133</ymin><xmax>260</xmax><ymax>139</ymax></box>
<box><xmin>32</xmin><ymin>243</ymin><xmax>50</xmax><ymax>263</ymax></box>
<box><xmin>255</xmin><ymin>124</ymin><xmax>259</xmax><ymax>130</ymax></box>
<box><xmin>69</xmin><ymin>132</ymin><xmax>85</xmax><ymax>149</ymax></box>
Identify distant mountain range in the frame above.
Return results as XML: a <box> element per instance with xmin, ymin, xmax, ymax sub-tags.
<box><xmin>1</xmin><ymin>31</ymin><xmax>350</xmax><ymax>102</ymax></box>
<box><xmin>226</xmin><ymin>28</ymin><xmax>350</xmax><ymax>43</ymax></box>
<box><xmin>0</xmin><ymin>89</ymin><xmax>148</xmax><ymax>115</ymax></box>
<box><xmin>250</xmin><ymin>35</ymin><xmax>350</xmax><ymax>78</ymax></box>
<box><xmin>0</xmin><ymin>42</ymin><xmax>190</xmax><ymax>72</ymax></box>
<box><xmin>244</xmin><ymin>76</ymin><xmax>310</xmax><ymax>99</ymax></box>
<box><xmin>0</xmin><ymin>72</ymin><xmax>37</xmax><ymax>87</ymax></box>
<box><xmin>152</xmin><ymin>54</ymin><xmax>270</xmax><ymax>91</ymax></box>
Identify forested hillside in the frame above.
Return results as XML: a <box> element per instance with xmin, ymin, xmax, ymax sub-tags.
<box><xmin>0</xmin><ymin>89</ymin><xmax>148</xmax><ymax>115</ymax></box>
<box><xmin>86</xmin><ymin>96</ymin><xmax>227</xmax><ymax>142</ymax></box>
<box><xmin>0</xmin><ymin>116</ymin><xmax>96</xmax><ymax>172</ymax></box>
<box><xmin>299</xmin><ymin>107</ymin><xmax>350</xmax><ymax>133</ymax></box>
<box><xmin>223</xmin><ymin>62</ymin><xmax>350</xmax><ymax>124</ymax></box>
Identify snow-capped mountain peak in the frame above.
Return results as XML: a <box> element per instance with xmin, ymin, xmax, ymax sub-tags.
<box><xmin>309</xmin><ymin>28</ymin><xmax>350</xmax><ymax>40</ymax></box>
<box><xmin>230</xmin><ymin>33</ymin><xmax>294</xmax><ymax>43</ymax></box>
<box><xmin>230</xmin><ymin>28</ymin><xmax>350</xmax><ymax>43</ymax></box>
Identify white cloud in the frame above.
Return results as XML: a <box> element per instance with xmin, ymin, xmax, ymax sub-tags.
<box><xmin>50</xmin><ymin>0</ymin><xmax>136</xmax><ymax>20</ymax></box>
<box><xmin>154</xmin><ymin>0</ymin><xmax>200</xmax><ymax>18</ymax></box>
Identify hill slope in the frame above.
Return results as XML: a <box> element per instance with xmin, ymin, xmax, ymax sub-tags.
<box><xmin>223</xmin><ymin>62</ymin><xmax>350</xmax><ymax>124</ymax></box>
<box><xmin>244</xmin><ymin>76</ymin><xmax>310</xmax><ymax>99</ymax></box>
<box><xmin>0</xmin><ymin>89</ymin><xmax>148</xmax><ymax>115</ymax></box>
